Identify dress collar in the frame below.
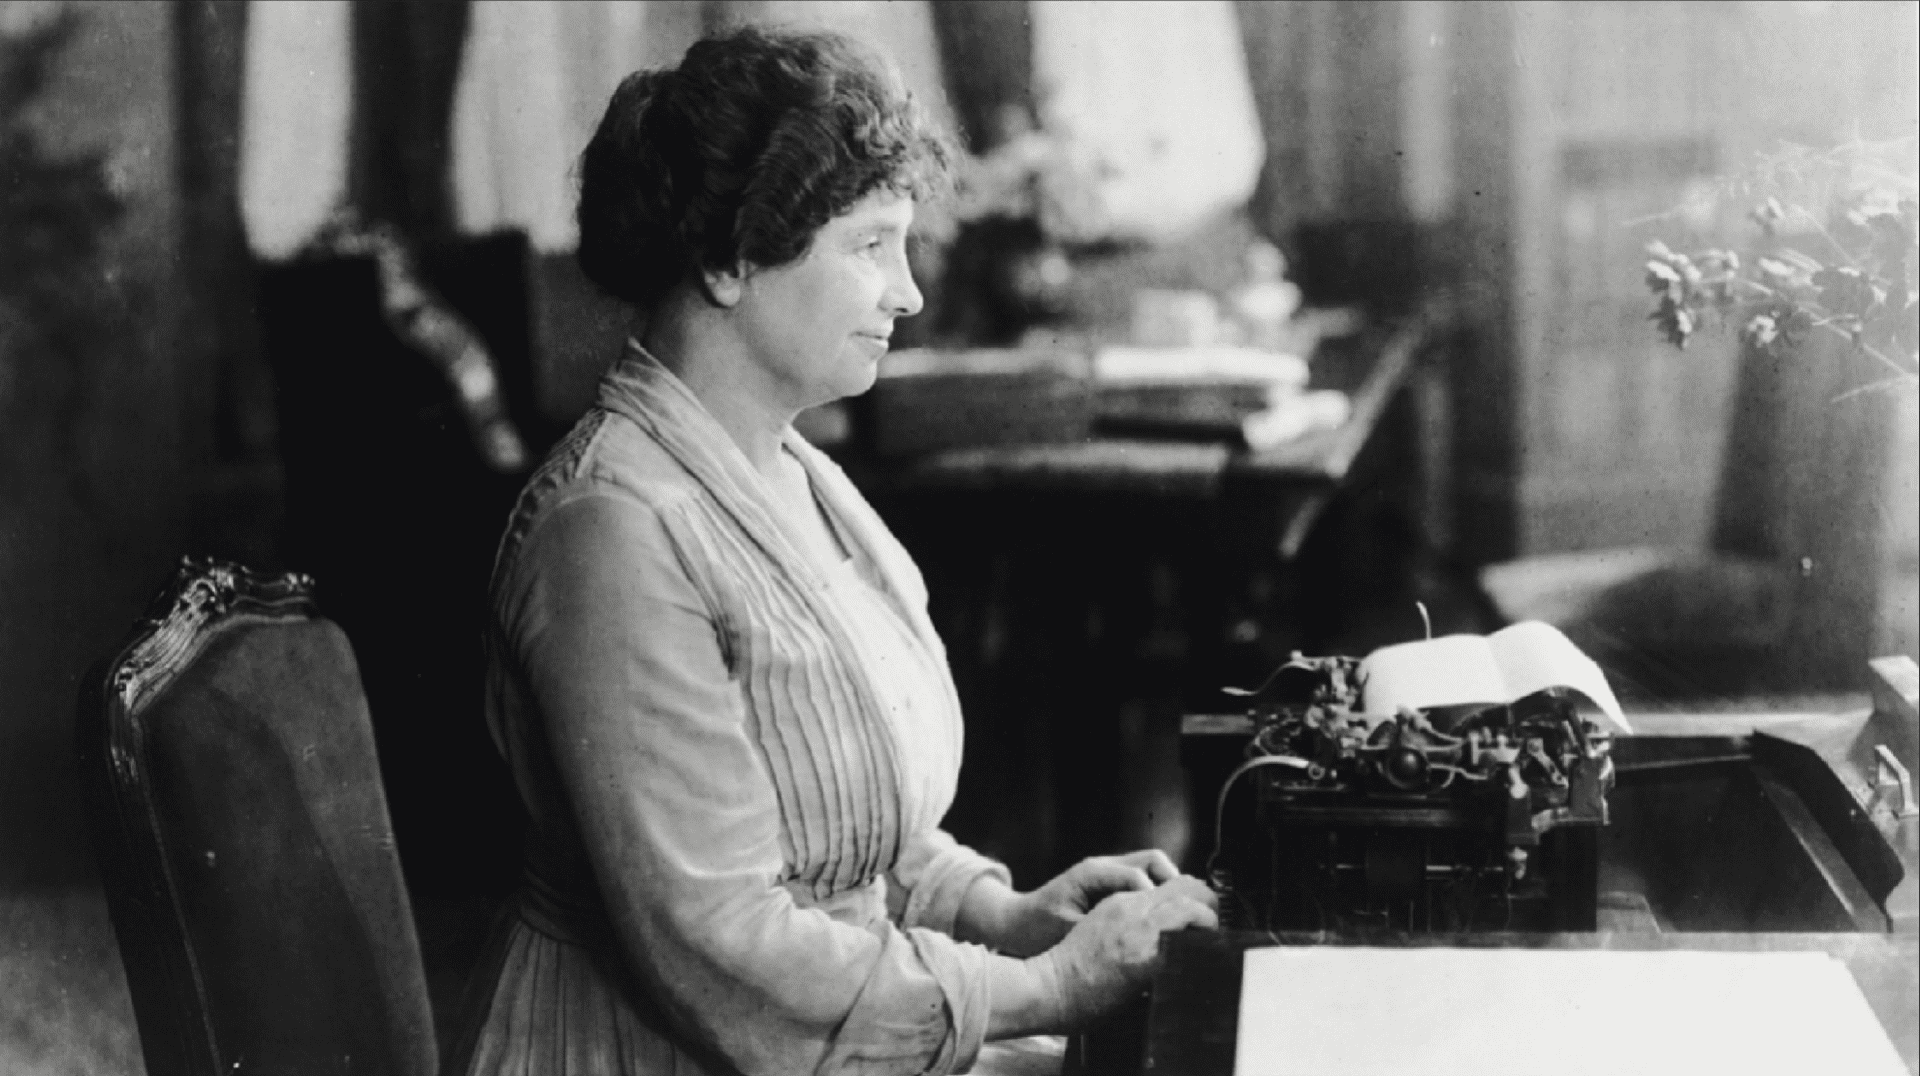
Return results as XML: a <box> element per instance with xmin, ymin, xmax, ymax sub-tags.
<box><xmin>594</xmin><ymin>340</ymin><xmax>826</xmax><ymax>585</ymax></box>
<box><xmin>593</xmin><ymin>340</ymin><xmax>938</xmax><ymax>647</ymax></box>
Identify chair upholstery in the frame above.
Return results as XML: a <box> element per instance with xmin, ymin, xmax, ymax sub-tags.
<box><xmin>77</xmin><ymin>557</ymin><xmax>438</xmax><ymax>1076</ymax></box>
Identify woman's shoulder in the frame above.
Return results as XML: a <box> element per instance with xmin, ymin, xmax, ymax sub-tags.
<box><xmin>493</xmin><ymin>407</ymin><xmax>705</xmax><ymax>571</ymax></box>
<box><xmin>532</xmin><ymin>407</ymin><xmax>701</xmax><ymax>513</ymax></box>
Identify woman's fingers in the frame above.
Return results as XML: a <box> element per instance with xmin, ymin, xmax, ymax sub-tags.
<box><xmin>1105</xmin><ymin>880</ymin><xmax>1219</xmax><ymax>936</ymax></box>
<box><xmin>1149</xmin><ymin>874</ymin><xmax>1219</xmax><ymax>910</ymax></box>
<box><xmin>1112</xmin><ymin>848</ymin><xmax>1180</xmax><ymax>884</ymax></box>
<box><xmin>1068</xmin><ymin>849</ymin><xmax>1183</xmax><ymax>903</ymax></box>
<box><xmin>1148</xmin><ymin>892</ymin><xmax>1221</xmax><ymax>934</ymax></box>
<box><xmin>1073</xmin><ymin>858</ymin><xmax>1156</xmax><ymax>896</ymax></box>
<box><xmin>1141</xmin><ymin>886</ymin><xmax>1218</xmax><ymax>933</ymax></box>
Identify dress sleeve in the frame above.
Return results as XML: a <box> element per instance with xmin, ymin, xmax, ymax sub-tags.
<box><xmin>498</xmin><ymin>488</ymin><xmax>1012</xmax><ymax>1076</ymax></box>
<box><xmin>888</xmin><ymin>828</ymin><xmax>1012</xmax><ymax>938</ymax></box>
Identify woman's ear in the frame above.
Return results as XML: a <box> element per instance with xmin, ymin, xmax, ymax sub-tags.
<box><xmin>700</xmin><ymin>263</ymin><xmax>747</xmax><ymax>308</ymax></box>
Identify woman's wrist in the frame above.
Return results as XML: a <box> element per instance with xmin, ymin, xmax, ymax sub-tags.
<box><xmin>955</xmin><ymin>873</ymin><xmax>1027</xmax><ymax>950</ymax></box>
<box><xmin>985</xmin><ymin>951</ymin><xmax>1066</xmax><ymax>1040</ymax></box>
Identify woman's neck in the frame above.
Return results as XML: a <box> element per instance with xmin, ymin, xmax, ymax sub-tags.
<box><xmin>640</xmin><ymin>290</ymin><xmax>793</xmax><ymax>478</ymax></box>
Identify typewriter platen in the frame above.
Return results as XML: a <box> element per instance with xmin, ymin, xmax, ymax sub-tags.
<box><xmin>1204</xmin><ymin>654</ymin><xmax>1615</xmax><ymax>934</ymax></box>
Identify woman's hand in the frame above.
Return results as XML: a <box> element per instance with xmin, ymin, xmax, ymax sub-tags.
<box><xmin>1014</xmin><ymin>851</ymin><xmax>1182</xmax><ymax>956</ymax></box>
<box><xmin>1030</xmin><ymin>875</ymin><xmax>1220</xmax><ymax>1030</ymax></box>
<box><xmin>959</xmin><ymin>850</ymin><xmax>1181</xmax><ymax>957</ymax></box>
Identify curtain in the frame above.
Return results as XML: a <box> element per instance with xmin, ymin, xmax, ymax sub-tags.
<box><xmin>450</xmin><ymin>1</ymin><xmax>664</xmax><ymax>253</ymax></box>
<box><xmin>927</xmin><ymin>0</ymin><xmax>1032</xmax><ymax>152</ymax></box>
<box><xmin>240</xmin><ymin>0</ymin><xmax>351</xmax><ymax>259</ymax></box>
<box><xmin>1029</xmin><ymin>0</ymin><xmax>1264</xmax><ymax>243</ymax></box>
<box><xmin>348</xmin><ymin>0</ymin><xmax>470</xmax><ymax>239</ymax></box>
<box><xmin>451</xmin><ymin>0</ymin><xmax>952</xmax><ymax>253</ymax></box>
<box><xmin>243</xmin><ymin>0</ymin><xmax>1265</xmax><ymax>254</ymax></box>
<box><xmin>241</xmin><ymin>0</ymin><xmax>677</xmax><ymax>257</ymax></box>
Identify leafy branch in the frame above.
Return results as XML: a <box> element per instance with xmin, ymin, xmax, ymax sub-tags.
<box><xmin>1644</xmin><ymin>138</ymin><xmax>1918</xmax><ymax>394</ymax></box>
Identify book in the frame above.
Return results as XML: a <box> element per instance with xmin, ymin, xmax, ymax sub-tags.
<box><xmin>1358</xmin><ymin>620</ymin><xmax>1632</xmax><ymax>734</ymax></box>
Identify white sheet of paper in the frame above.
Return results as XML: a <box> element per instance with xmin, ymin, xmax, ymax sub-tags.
<box><xmin>1236</xmin><ymin>947</ymin><xmax>1906</xmax><ymax>1076</ymax></box>
<box><xmin>1359</xmin><ymin>621</ymin><xmax>1632</xmax><ymax>734</ymax></box>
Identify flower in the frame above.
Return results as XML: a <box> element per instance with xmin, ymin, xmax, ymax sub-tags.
<box><xmin>1643</xmin><ymin>138</ymin><xmax>1917</xmax><ymax>390</ymax></box>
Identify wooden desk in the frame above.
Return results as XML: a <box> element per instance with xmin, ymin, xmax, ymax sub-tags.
<box><xmin>1146</xmin><ymin>706</ymin><xmax>1920</xmax><ymax>1074</ymax></box>
<box><xmin>877</xmin><ymin>317</ymin><xmax>1430</xmax><ymax>561</ymax></box>
<box><xmin>1143</xmin><ymin>929</ymin><xmax>1920</xmax><ymax>1076</ymax></box>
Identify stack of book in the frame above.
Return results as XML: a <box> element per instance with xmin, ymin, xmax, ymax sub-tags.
<box><xmin>1090</xmin><ymin>345</ymin><xmax>1349</xmax><ymax>450</ymax></box>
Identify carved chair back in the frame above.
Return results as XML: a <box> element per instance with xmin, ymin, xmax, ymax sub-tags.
<box><xmin>77</xmin><ymin>558</ymin><xmax>438</xmax><ymax>1076</ymax></box>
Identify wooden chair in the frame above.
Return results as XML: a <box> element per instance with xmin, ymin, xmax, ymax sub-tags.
<box><xmin>76</xmin><ymin>557</ymin><xmax>438</xmax><ymax>1076</ymax></box>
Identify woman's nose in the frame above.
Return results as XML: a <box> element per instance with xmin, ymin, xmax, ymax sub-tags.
<box><xmin>884</xmin><ymin>258</ymin><xmax>924</xmax><ymax>318</ymax></box>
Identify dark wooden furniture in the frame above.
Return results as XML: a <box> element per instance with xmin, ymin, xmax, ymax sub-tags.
<box><xmin>1144</xmin><ymin>928</ymin><xmax>1920</xmax><ymax>1076</ymax></box>
<box><xmin>76</xmin><ymin>558</ymin><xmax>438</xmax><ymax>1076</ymax></box>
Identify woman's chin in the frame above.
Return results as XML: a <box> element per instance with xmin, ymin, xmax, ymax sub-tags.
<box><xmin>838</xmin><ymin>360</ymin><xmax>882</xmax><ymax>400</ymax></box>
<box><xmin>792</xmin><ymin>371</ymin><xmax>877</xmax><ymax>415</ymax></box>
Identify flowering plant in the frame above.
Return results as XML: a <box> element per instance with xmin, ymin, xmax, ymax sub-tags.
<box><xmin>1644</xmin><ymin>138</ymin><xmax>1917</xmax><ymax>396</ymax></box>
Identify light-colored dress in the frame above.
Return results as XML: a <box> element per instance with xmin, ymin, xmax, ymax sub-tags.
<box><xmin>453</xmin><ymin>343</ymin><xmax>1034</xmax><ymax>1075</ymax></box>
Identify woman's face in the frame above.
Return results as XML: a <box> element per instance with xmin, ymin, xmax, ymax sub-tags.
<box><xmin>731</xmin><ymin>189</ymin><xmax>923</xmax><ymax>412</ymax></box>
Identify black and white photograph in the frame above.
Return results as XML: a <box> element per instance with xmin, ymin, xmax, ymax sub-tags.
<box><xmin>1</xmin><ymin>1</ymin><xmax>1915</xmax><ymax>1073</ymax></box>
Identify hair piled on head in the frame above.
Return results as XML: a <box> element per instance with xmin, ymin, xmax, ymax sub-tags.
<box><xmin>576</xmin><ymin>26</ymin><xmax>953</xmax><ymax>309</ymax></box>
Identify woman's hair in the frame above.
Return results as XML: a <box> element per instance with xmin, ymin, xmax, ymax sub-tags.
<box><xmin>576</xmin><ymin>26</ymin><xmax>952</xmax><ymax>309</ymax></box>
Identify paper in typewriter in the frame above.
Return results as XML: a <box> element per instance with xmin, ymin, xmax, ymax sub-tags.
<box><xmin>1234</xmin><ymin>947</ymin><xmax>1906</xmax><ymax>1076</ymax></box>
<box><xmin>1359</xmin><ymin>621</ymin><xmax>1632</xmax><ymax>734</ymax></box>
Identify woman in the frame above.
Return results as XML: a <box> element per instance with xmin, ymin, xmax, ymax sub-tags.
<box><xmin>454</xmin><ymin>26</ymin><xmax>1218</xmax><ymax>1076</ymax></box>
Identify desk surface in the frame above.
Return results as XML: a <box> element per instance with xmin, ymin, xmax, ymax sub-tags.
<box><xmin>1145</xmin><ymin>929</ymin><xmax>1920</xmax><ymax>1076</ymax></box>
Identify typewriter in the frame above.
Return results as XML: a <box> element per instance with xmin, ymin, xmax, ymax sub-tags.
<box><xmin>1204</xmin><ymin>653</ymin><xmax>1615</xmax><ymax>934</ymax></box>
